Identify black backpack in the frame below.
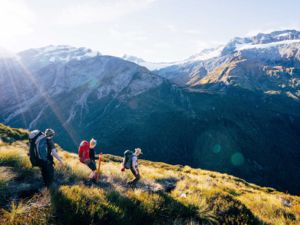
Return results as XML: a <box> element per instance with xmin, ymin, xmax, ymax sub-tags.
<box><xmin>124</xmin><ymin>150</ymin><xmax>133</xmax><ymax>169</ymax></box>
<box><xmin>29</xmin><ymin>130</ymin><xmax>49</xmax><ymax>166</ymax></box>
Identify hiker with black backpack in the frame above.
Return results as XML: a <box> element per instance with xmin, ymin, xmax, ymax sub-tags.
<box><xmin>28</xmin><ymin>128</ymin><xmax>64</xmax><ymax>188</ymax></box>
<box><xmin>121</xmin><ymin>148</ymin><xmax>143</xmax><ymax>186</ymax></box>
<box><xmin>78</xmin><ymin>138</ymin><xmax>99</xmax><ymax>183</ymax></box>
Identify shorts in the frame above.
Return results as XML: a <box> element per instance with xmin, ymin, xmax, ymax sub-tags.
<box><xmin>86</xmin><ymin>160</ymin><xmax>96</xmax><ymax>171</ymax></box>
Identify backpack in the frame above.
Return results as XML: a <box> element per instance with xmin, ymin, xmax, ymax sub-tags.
<box><xmin>123</xmin><ymin>150</ymin><xmax>133</xmax><ymax>169</ymax></box>
<box><xmin>78</xmin><ymin>140</ymin><xmax>90</xmax><ymax>163</ymax></box>
<box><xmin>29</xmin><ymin>130</ymin><xmax>49</xmax><ymax>166</ymax></box>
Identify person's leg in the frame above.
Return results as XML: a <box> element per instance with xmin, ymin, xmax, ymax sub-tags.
<box><xmin>128</xmin><ymin>167</ymin><xmax>140</xmax><ymax>185</ymax></box>
<box><xmin>87</xmin><ymin>160</ymin><xmax>97</xmax><ymax>182</ymax></box>
<box><xmin>40</xmin><ymin>164</ymin><xmax>47</xmax><ymax>186</ymax></box>
<box><xmin>40</xmin><ymin>162</ymin><xmax>54</xmax><ymax>188</ymax></box>
<box><xmin>47</xmin><ymin>163</ymin><xmax>54</xmax><ymax>187</ymax></box>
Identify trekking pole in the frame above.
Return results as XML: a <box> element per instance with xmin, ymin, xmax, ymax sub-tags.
<box><xmin>96</xmin><ymin>152</ymin><xmax>102</xmax><ymax>181</ymax></box>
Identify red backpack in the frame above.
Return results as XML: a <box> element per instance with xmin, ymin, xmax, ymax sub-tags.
<box><xmin>78</xmin><ymin>140</ymin><xmax>90</xmax><ymax>163</ymax></box>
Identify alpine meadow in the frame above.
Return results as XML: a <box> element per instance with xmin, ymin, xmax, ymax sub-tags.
<box><xmin>0</xmin><ymin>0</ymin><xmax>300</xmax><ymax>225</ymax></box>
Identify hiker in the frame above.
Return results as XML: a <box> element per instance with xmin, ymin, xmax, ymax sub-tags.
<box><xmin>78</xmin><ymin>138</ymin><xmax>98</xmax><ymax>183</ymax></box>
<box><xmin>29</xmin><ymin>128</ymin><xmax>64</xmax><ymax>188</ymax></box>
<box><xmin>121</xmin><ymin>148</ymin><xmax>143</xmax><ymax>186</ymax></box>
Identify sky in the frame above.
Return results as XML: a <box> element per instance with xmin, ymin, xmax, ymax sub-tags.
<box><xmin>1</xmin><ymin>0</ymin><xmax>300</xmax><ymax>62</ymax></box>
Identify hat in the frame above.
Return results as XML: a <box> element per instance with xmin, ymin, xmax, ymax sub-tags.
<box><xmin>135</xmin><ymin>148</ymin><xmax>143</xmax><ymax>155</ymax></box>
<box><xmin>90</xmin><ymin>138</ymin><xmax>97</xmax><ymax>148</ymax></box>
<box><xmin>45</xmin><ymin>128</ymin><xmax>55</xmax><ymax>138</ymax></box>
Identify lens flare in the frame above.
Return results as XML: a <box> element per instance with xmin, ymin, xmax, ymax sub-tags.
<box><xmin>212</xmin><ymin>144</ymin><xmax>221</xmax><ymax>153</ymax></box>
<box><xmin>3</xmin><ymin>55</ymin><xmax>79</xmax><ymax>147</ymax></box>
<box><xmin>231</xmin><ymin>152</ymin><xmax>245</xmax><ymax>166</ymax></box>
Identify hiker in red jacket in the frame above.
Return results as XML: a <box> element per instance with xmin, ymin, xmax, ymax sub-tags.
<box><xmin>78</xmin><ymin>138</ymin><xmax>98</xmax><ymax>183</ymax></box>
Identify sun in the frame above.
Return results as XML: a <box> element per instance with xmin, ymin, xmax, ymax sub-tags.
<box><xmin>0</xmin><ymin>0</ymin><xmax>34</xmax><ymax>43</ymax></box>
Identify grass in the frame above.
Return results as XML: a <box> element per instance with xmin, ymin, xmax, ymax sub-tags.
<box><xmin>238</xmin><ymin>192</ymin><xmax>299</xmax><ymax>225</ymax></box>
<box><xmin>0</xmin><ymin>124</ymin><xmax>299</xmax><ymax>225</ymax></box>
<box><xmin>0</xmin><ymin>123</ymin><xmax>28</xmax><ymax>143</ymax></box>
<box><xmin>52</xmin><ymin>185</ymin><xmax>201</xmax><ymax>225</ymax></box>
<box><xmin>1</xmin><ymin>191</ymin><xmax>51</xmax><ymax>225</ymax></box>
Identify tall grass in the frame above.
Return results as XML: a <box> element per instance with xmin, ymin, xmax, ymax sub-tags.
<box><xmin>0</xmin><ymin>131</ymin><xmax>299</xmax><ymax>225</ymax></box>
<box><xmin>0</xmin><ymin>123</ymin><xmax>28</xmax><ymax>143</ymax></box>
<box><xmin>0</xmin><ymin>191</ymin><xmax>51</xmax><ymax>225</ymax></box>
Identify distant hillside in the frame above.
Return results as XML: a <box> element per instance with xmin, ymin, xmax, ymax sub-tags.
<box><xmin>157</xmin><ymin>30</ymin><xmax>300</xmax><ymax>98</ymax></box>
<box><xmin>0</xmin><ymin>123</ymin><xmax>299</xmax><ymax>225</ymax></box>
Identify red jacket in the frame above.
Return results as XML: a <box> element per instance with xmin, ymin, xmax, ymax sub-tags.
<box><xmin>78</xmin><ymin>140</ymin><xmax>90</xmax><ymax>163</ymax></box>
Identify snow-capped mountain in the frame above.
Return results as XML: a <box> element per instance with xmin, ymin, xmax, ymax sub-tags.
<box><xmin>186</xmin><ymin>45</ymin><xmax>224</xmax><ymax>61</ymax></box>
<box><xmin>221</xmin><ymin>30</ymin><xmax>300</xmax><ymax>55</ymax></box>
<box><xmin>1</xmin><ymin>53</ymin><xmax>164</xmax><ymax>125</ymax></box>
<box><xmin>18</xmin><ymin>45</ymin><xmax>101</xmax><ymax>71</ymax></box>
<box><xmin>157</xmin><ymin>30</ymin><xmax>300</xmax><ymax>99</ymax></box>
<box><xmin>123</xmin><ymin>46</ymin><xmax>224</xmax><ymax>71</ymax></box>
<box><xmin>124</xmin><ymin>30</ymin><xmax>299</xmax><ymax>72</ymax></box>
<box><xmin>122</xmin><ymin>54</ymin><xmax>179</xmax><ymax>70</ymax></box>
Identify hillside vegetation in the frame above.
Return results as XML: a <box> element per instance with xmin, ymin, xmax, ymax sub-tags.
<box><xmin>0</xmin><ymin>123</ymin><xmax>299</xmax><ymax>225</ymax></box>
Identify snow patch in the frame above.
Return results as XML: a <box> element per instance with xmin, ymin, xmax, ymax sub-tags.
<box><xmin>123</xmin><ymin>46</ymin><xmax>224</xmax><ymax>71</ymax></box>
<box><xmin>276</xmin><ymin>32</ymin><xmax>291</xmax><ymax>38</ymax></box>
<box><xmin>187</xmin><ymin>46</ymin><xmax>224</xmax><ymax>61</ymax></box>
<box><xmin>28</xmin><ymin>45</ymin><xmax>101</xmax><ymax>64</ymax></box>
<box><xmin>237</xmin><ymin>39</ymin><xmax>300</xmax><ymax>51</ymax></box>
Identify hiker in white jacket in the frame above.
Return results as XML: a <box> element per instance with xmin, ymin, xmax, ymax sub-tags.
<box><xmin>121</xmin><ymin>148</ymin><xmax>142</xmax><ymax>185</ymax></box>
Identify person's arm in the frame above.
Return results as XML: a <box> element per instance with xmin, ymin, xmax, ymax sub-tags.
<box><xmin>121</xmin><ymin>157</ymin><xmax>126</xmax><ymax>171</ymax></box>
<box><xmin>48</xmin><ymin>139</ymin><xmax>63</xmax><ymax>165</ymax></box>
<box><xmin>51</xmin><ymin>148</ymin><xmax>63</xmax><ymax>163</ymax></box>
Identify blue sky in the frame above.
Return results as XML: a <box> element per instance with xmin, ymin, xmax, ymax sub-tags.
<box><xmin>1</xmin><ymin>0</ymin><xmax>300</xmax><ymax>61</ymax></box>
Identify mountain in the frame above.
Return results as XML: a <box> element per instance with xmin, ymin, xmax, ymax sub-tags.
<box><xmin>1</xmin><ymin>46</ymin><xmax>165</xmax><ymax>119</ymax></box>
<box><xmin>122</xmin><ymin>46</ymin><xmax>224</xmax><ymax>72</ymax></box>
<box><xmin>1</xmin><ymin>30</ymin><xmax>300</xmax><ymax>195</ymax></box>
<box><xmin>157</xmin><ymin>30</ymin><xmax>300</xmax><ymax>100</ymax></box>
<box><xmin>18</xmin><ymin>45</ymin><xmax>101</xmax><ymax>70</ymax></box>
<box><xmin>122</xmin><ymin>54</ymin><xmax>179</xmax><ymax>70</ymax></box>
<box><xmin>0</xmin><ymin>47</ymin><xmax>193</xmax><ymax>163</ymax></box>
<box><xmin>0</xmin><ymin>123</ymin><xmax>299</xmax><ymax>225</ymax></box>
<box><xmin>221</xmin><ymin>30</ymin><xmax>300</xmax><ymax>55</ymax></box>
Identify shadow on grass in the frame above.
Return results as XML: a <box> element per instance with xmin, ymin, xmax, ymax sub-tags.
<box><xmin>155</xmin><ymin>177</ymin><xmax>178</xmax><ymax>193</ymax></box>
<box><xmin>50</xmin><ymin>182</ymin><xmax>200</xmax><ymax>225</ymax></box>
<box><xmin>106</xmin><ymin>190</ymin><xmax>199</xmax><ymax>225</ymax></box>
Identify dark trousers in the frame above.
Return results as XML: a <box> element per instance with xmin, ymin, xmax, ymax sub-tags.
<box><xmin>86</xmin><ymin>159</ymin><xmax>97</xmax><ymax>171</ymax></box>
<box><xmin>40</xmin><ymin>161</ymin><xmax>54</xmax><ymax>187</ymax></box>
<box><xmin>128</xmin><ymin>166</ymin><xmax>140</xmax><ymax>185</ymax></box>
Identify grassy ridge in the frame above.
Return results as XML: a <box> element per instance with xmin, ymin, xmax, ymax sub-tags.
<box><xmin>0</xmin><ymin>123</ymin><xmax>28</xmax><ymax>143</ymax></box>
<box><xmin>0</xmin><ymin>124</ymin><xmax>299</xmax><ymax>225</ymax></box>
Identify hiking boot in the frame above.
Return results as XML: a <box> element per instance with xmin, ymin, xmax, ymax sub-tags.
<box><xmin>127</xmin><ymin>181</ymin><xmax>137</xmax><ymax>188</ymax></box>
<box><xmin>84</xmin><ymin>180</ymin><xmax>92</xmax><ymax>186</ymax></box>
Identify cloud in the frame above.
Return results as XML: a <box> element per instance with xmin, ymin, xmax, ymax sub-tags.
<box><xmin>183</xmin><ymin>29</ymin><xmax>204</xmax><ymax>35</ymax></box>
<box><xmin>0</xmin><ymin>0</ymin><xmax>35</xmax><ymax>41</ymax></box>
<box><xmin>109</xmin><ymin>28</ymin><xmax>148</xmax><ymax>42</ymax></box>
<box><xmin>165</xmin><ymin>24</ymin><xmax>177</xmax><ymax>32</ymax></box>
<box><xmin>245</xmin><ymin>24</ymin><xmax>300</xmax><ymax>37</ymax></box>
<box><xmin>58</xmin><ymin>0</ymin><xmax>156</xmax><ymax>25</ymax></box>
<box><xmin>194</xmin><ymin>40</ymin><xmax>224</xmax><ymax>51</ymax></box>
